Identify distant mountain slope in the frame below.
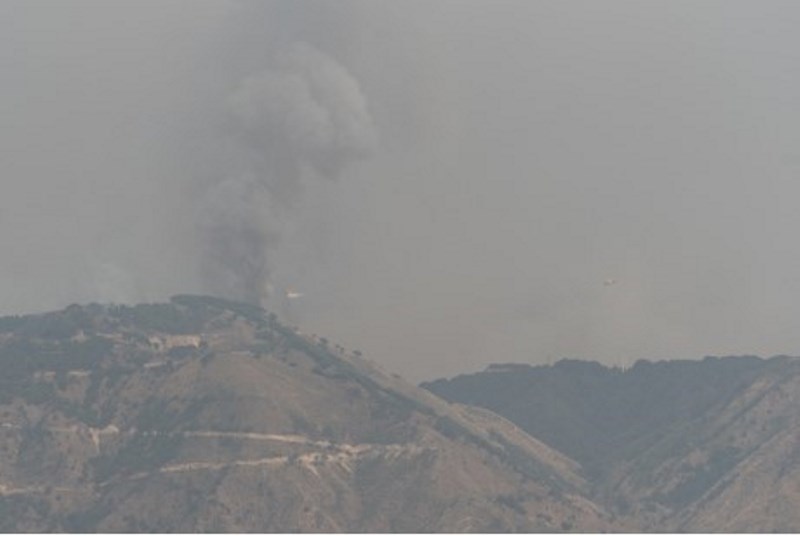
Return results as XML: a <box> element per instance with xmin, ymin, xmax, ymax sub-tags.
<box><xmin>423</xmin><ymin>356</ymin><xmax>800</xmax><ymax>531</ymax></box>
<box><xmin>0</xmin><ymin>297</ymin><xmax>616</xmax><ymax>532</ymax></box>
<box><xmin>422</xmin><ymin>358</ymin><xmax>769</xmax><ymax>476</ymax></box>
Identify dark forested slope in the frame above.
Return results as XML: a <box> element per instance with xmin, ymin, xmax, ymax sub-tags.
<box><xmin>424</xmin><ymin>356</ymin><xmax>800</xmax><ymax>530</ymax></box>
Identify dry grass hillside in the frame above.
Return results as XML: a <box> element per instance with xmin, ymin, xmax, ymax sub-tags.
<box><xmin>0</xmin><ymin>296</ymin><xmax>617</xmax><ymax>532</ymax></box>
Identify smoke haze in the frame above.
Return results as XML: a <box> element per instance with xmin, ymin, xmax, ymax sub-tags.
<box><xmin>200</xmin><ymin>42</ymin><xmax>376</xmax><ymax>305</ymax></box>
<box><xmin>3</xmin><ymin>1</ymin><xmax>800</xmax><ymax>380</ymax></box>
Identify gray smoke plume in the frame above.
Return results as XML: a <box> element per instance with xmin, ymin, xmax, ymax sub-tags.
<box><xmin>198</xmin><ymin>43</ymin><xmax>376</xmax><ymax>306</ymax></box>
<box><xmin>11</xmin><ymin>1</ymin><xmax>800</xmax><ymax>381</ymax></box>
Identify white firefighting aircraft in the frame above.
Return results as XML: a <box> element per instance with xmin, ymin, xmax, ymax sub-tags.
<box><xmin>284</xmin><ymin>288</ymin><xmax>304</xmax><ymax>299</ymax></box>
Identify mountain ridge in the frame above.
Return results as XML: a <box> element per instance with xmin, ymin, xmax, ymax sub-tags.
<box><xmin>4</xmin><ymin>295</ymin><xmax>800</xmax><ymax>531</ymax></box>
<box><xmin>0</xmin><ymin>296</ymin><xmax>616</xmax><ymax>532</ymax></box>
<box><xmin>423</xmin><ymin>354</ymin><xmax>800</xmax><ymax>531</ymax></box>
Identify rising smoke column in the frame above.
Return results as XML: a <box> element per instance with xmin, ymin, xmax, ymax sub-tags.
<box><xmin>198</xmin><ymin>43</ymin><xmax>376</xmax><ymax>306</ymax></box>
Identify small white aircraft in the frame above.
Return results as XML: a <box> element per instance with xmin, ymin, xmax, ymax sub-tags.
<box><xmin>603</xmin><ymin>278</ymin><xmax>618</xmax><ymax>287</ymax></box>
<box><xmin>284</xmin><ymin>288</ymin><xmax>304</xmax><ymax>299</ymax></box>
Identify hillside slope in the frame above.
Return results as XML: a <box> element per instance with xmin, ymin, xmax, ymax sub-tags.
<box><xmin>423</xmin><ymin>356</ymin><xmax>800</xmax><ymax>531</ymax></box>
<box><xmin>0</xmin><ymin>297</ymin><xmax>616</xmax><ymax>532</ymax></box>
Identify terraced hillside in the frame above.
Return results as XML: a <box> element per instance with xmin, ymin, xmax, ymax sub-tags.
<box><xmin>0</xmin><ymin>297</ymin><xmax>616</xmax><ymax>532</ymax></box>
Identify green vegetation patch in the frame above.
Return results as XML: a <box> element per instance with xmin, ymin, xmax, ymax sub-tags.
<box><xmin>661</xmin><ymin>446</ymin><xmax>742</xmax><ymax>508</ymax></box>
<box><xmin>92</xmin><ymin>431</ymin><xmax>184</xmax><ymax>482</ymax></box>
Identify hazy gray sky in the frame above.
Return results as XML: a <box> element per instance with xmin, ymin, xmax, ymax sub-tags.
<box><xmin>3</xmin><ymin>1</ymin><xmax>800</xmax><ymax>380</ymax></box>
